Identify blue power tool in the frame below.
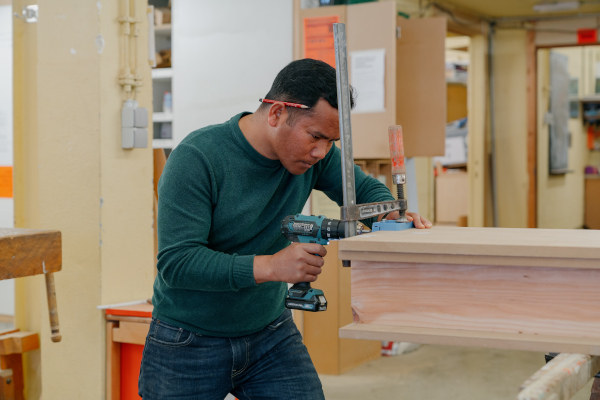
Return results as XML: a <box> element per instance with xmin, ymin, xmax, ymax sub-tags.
<box><xmin>280</xmin><ymin>214</ymin><xmax>345</xmax><ymax>312</ymax></box>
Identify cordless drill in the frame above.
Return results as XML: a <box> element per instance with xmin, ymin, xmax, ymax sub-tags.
<box><xmin>280</xmin><ymin>214</ymin><xmax>345</xmax><ymax>312</ymax></box>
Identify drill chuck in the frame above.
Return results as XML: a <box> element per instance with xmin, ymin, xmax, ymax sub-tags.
<box><xmin>281</xmin><ymin>214</ymin><xmax>345</xmax><ymax>244</ymax></box>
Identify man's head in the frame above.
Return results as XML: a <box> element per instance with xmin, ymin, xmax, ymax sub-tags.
<box><xmin>257</xmin><ymin>59</ymin><xmax>355</xmax><ymax>175</ymax></box>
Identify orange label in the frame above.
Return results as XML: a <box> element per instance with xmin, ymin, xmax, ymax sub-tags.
<box><xmin>0</xmin><ymin>166</ymin><xmax>13</xmax><ymax>198</ymax></box>
<box><xmin>303</xmin><ymin>15</ymin><xmax>339</xmax><ymax>68</ymax></box>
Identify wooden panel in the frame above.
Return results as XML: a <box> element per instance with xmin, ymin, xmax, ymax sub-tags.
<box><xmin>351</xmin><ymin>261</ymin><xmax>600</xmax><ymax>339</ymax></box>
<box><xmin>526</xmin><ymin>30</ymin><xmax>537</xmax><ymax>229</ymax></box>
<box><xmin>106</xmin><ymin>321</ymin><xmax>120</xmax><ymax>400</ymax></box>
<box><xmin>347</xmin><ymin>1</ymin><xmax>397</xmax><ymax>159</ymax></box>
<box><xmin>0</xmin><ymin>332</ymin><xmax>39</xmax><ymax>356</ymax></box>
<box><xmin>303</xmin><ymin>241</ymin><xmax>380</xmax><ymax>375</ymax></box>
<box><xmin>0</xmin><ymin>229</ymin><xmax>61</xmax><ymax>280</ymax></box>
<box><xmin>586</xmin><ymin>178</ymin><xmax>600</xmax><ymax>229</ymax></box>
<box><xmin>435</xmin><ymin>172</ymin><xmax>468</xmax><ymax>223</ymax></box>
<box><xmin>339</xmin><ymin>323</ymin><xmax>600</xmax><ymax>355</ymax></box>
<box><xmin>396</xmin><ymin>18</ymin><xmax>446</xmax><ymax>157</ymax></box>
<box><xmin>303</xmin><ymin>241</ymin><xmax>341</xmax><ymax>374</ymax></box>
<box><xmin>447</xmin><ymin>83</ymin><xmax>467</xmax><ymax>122</ymax></box>
<box><xmin>467</xmin><ymin>35</ymin><xmax>487</xmax><ymax>228</ymax></box>
<box><xmin>518</xmin><ymin>353</ymin><xmax>600</xmax><ymax>400</ymax></box>
<box><xmin>113</xmin><ymin>322</ymin><xmax>150</xmax><ymax>346</ymax></box>
<box><xmin>105</xmin><ymin>303</ymin><xmax>153</xmax><ymax>319</ymax></box>
<box><xmin>338</xmin><ymin>227</ymin><xmax>600</xmax><ymax>264</ymax></box>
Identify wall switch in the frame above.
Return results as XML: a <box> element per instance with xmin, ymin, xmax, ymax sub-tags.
<box><xmin>122</xmin><ymin>100</ymin><xmax>136</xmax><ymax>128</ymax></box>
<box><xmin>134</xmin><ymin>128</ymin><xmax>148</xmax><ymax>148</ymax></box>
<box><xmin>122</xmin><ymin>127</ymin><xmax>135</xmax><ymax>149</ymax></box>
<box><xmin>135</xmin><ymin>107</ymin><xmax>149</xmax><ymax>128</ymax></box>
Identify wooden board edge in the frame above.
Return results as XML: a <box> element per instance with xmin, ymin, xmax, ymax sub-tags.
<box><xmin>106</xmin><ymin>321</ymin><xmax>120</xmax><ymax>400</ymax></box>
<box><xmin>338</xmin><ymin>251</ymin><xmax>600</xmax><ymax>269</ymax></box>
<box><xmin>339</xmin><ymin>323</ymin><xmax>600</xmax><ymax>355</ymax></box>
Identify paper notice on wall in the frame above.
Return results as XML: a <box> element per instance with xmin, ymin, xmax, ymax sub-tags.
<box><xmin>350</xmin><ymin>48</ymin><xmax>386</xmax><ymax>114</ymax></box>
<box><xmin>303</xmin><ymin>15</ymin><xmax>339</xmax><ymax>68</ymax></box>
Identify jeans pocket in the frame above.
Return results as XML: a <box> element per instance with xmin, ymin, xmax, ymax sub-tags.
<box><xmin>267</xmin><ymin>310</ymin><xmax>293</xmax><ymax>331</ymax></box>
<box><xmin>148</xmin><ymin>319</ymin><xmax>195</xmax><ymax>348</ymax></box>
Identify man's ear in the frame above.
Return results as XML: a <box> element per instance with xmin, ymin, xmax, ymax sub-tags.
<box><xmin>267</xmin><ymin>103</ymin><xmax>287</xmax><ymax>128</ymax></box>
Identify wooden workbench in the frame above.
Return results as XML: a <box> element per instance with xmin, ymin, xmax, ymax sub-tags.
<box><xmin>338</xmin><ymin>227</ymin><xmax>600</xmax><ymax>355</ymax></box>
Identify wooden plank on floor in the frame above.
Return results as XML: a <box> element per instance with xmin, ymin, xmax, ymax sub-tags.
<box><xmin>518</xmin><ymin>353</ymin><xmax>600</xmax><ymax>400</ymax></box>
<box><xmin>339</xmin><ymin>323</ymin><xmax>600</xmax><ymax>355</ymax></box>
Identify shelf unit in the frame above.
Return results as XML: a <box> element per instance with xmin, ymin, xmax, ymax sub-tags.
<box><xmin>151</xmin><ymin>16</ymin><xmax>173</xmax><ymax>152</ymax></box>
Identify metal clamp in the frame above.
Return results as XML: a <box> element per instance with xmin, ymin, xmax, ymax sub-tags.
<box><xmin>14</xmin><ymin>5</ymin><xmax>38</xmax><ymax>23</ymax></box>
<box><xmin>340</xmin><ymin>199</ymin><xmax>407</xmax><ymax>222</ymax></box>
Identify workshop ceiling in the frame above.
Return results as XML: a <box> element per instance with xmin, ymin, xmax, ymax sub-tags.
<box><xmin>439</xmin><ymin>0</ymin><xmax>600</xmax><ymax>18</ymax></box>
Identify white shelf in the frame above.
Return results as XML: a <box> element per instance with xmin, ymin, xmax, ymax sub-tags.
<box><xmin>152</xmin><ymin>68</ymin><xmax>173</xmax><ymax>80</ymax></box>
<box><xmin>153</xmin><ymin>112</ymin><xmax>173</xmax><ymax>123</ymax></box>
<box><xmin>153</xmin><ymin>138</ymin><xmax>173</xmax><ymax>149</ymax></box>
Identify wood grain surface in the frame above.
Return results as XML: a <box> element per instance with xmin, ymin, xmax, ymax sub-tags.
<box><xmin>351</xmin><ymin>261</ymin><xmax>600</xmax><ymax>340</ymax></box>
<box><xmin>0</xmin><ymin>332</ymin><xmax>40</xmax><ymax>356</ymax></box>
<box><xmin>339</xmin><ymin>323</ymin><xmax>600</xmax><ymax>355</ymax></box>
<box><xmin>338</xmin><ymin>227</ymin><xmax>600</xmax><ymax>267</ymax></box>
<box><xmin>0</xmin><ymin>228</ymin><xmax>61</xmax><ymax>280</ymax></box>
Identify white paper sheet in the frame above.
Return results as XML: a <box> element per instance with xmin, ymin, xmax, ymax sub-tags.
<box><xmin>350</xmin><ymin>48</ymin><xmax>385</xmax><ymax>114</ymax></box>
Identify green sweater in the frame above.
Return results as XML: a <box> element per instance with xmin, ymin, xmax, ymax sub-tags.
<box><xmin>152</xmin><ymin>112</ymin><xmax>395</xmax><ymax>337</ymax></box>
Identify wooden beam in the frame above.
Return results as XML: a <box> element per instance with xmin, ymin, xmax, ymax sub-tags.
<box><xmin>518</xmin><ymin>353</ymin><xmax>600</xmax><ymax>400</ymax></box>
<box><xmin>526</xmin><ymin>29</ymin><xmax>537</xmax><ymax>229</ymax></box>
<box><xmin>0</xmin><ymin>332</ymin><xmax>39</xmax><ymax>356</ymax></box>
<box><xmin>0</xmin><ymin>228</ymin><xmax>61</xmax><ymax>280</ymax></box>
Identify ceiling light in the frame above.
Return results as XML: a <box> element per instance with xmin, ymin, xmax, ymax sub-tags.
<box><xmin>533</xmin><ymin>1</ymin><xmax>580</xmax><ymax>12</ymax></box>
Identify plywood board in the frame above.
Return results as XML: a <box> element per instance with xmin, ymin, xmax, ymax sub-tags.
<box><xmin>347</xmin><ymin>1</ymin><xmax>397</xmax><ymax>159</ymax></box>
<box><xmin>350</xmin><ymin>261</ymin><xmax>600</xmax><ymax>339</ymax></box>
<box><xmin>396</xmin><ymin>17</ymin><xmax>446</xmax><ymax>157</ymax></box>
<box><xmin>112</xmin><ymin>322</ymin><xmax>149</xmax><ymax>346</ymax></box>
<box><xmin>338</xmin><ymin>227</ymin><xmax>600</xmax><ymax>268</ymax></box>
<box><xmin>435</xmin><ymin>172</ymin><xmax>468</xmax><ymax>223</ymax></box>
<box><xmin>339</xmin><ymin>323</ymin><xmax>600</xmax><ymax>355</ymax></box>
<box><xmin>585</xmin><ymin>178</ymin><xmax>600</xmax><ymax>229</ymax></box>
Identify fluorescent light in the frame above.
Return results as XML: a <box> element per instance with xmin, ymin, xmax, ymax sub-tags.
<box><xmin>533</xmin><ymin>1</ymin><xmax>580</xmax><ymax>12</ymax></box>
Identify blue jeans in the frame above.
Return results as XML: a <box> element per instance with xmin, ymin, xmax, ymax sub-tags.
<box><xmin>138</xmin><ymin>309</ymin><xmax>325</xmax><ymax>400</ymax></box>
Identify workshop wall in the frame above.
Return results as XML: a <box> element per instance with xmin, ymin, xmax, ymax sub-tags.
<box><xmin>13</xmin><ymin>0</ymin><xmax>154</xmax><ymax>398</ymax></box>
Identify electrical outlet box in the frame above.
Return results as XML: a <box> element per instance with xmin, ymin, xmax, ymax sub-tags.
<box><xmin>122</xmin><ymin>127</ymin><xmax>135</xmax><ymax>149</ymax></box>
<box><xmin>135</xmin><ymin>107</ymin><xmax>149</xmax><ymax>128</ymax></box>
<box><xmin>134</xmin><ymin>128</ymin><xmax>148</xmax><ymax>148</ymax></box>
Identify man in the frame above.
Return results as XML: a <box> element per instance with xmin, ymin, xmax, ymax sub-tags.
<box><xmin>139</xmin><ymin>59</ymin><xmax>432</xmax><ymax>399</ymax></box>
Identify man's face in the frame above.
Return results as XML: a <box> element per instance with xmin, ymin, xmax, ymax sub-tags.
<box><xmin>273</xmin><ymin>99</ymin><xmax>340</xmax><ymax>175</ymax></box>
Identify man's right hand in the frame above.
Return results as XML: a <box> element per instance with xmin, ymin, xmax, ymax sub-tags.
<box><xmin>253</xmin><ymin>243</ymin><xmax>327</xmax><ymax>284</ymax></box>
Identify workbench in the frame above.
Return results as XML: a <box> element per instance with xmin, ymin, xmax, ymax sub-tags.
<box><xmin>0</xmin><ymin>228</ymin><xmax>62</xmax><ymax>400</ymax></box>
<box><xmin>105</xmin><ymin>303</ymin><xmax>152</xmax><ymax>400</ymax></box>
<box><xmin>338</xmin><ymin>226</ymin><xmax>600</xmax><ymax>399</ymax></box>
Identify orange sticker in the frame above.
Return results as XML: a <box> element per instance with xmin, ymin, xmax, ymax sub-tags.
<box><xmin>0</xmin><ymin>166</ymin><xmax>13</xmax><ymax>198</ymax></box>
<box><xmin>303</xmin><ymin>15</ymin><xmax>340</xmax><ymax>68</ymax></box>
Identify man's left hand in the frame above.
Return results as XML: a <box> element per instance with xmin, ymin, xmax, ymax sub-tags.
<box><xmin>377</xmin><ymin>211</ymin><xmax>432</xmax><ymax>229</ymax></box>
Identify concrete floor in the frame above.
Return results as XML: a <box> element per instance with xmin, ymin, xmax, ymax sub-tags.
<box><xmin>320</xmin><ymin>344</ymin><xmax>594</xmax><ymax>400</ymax></box>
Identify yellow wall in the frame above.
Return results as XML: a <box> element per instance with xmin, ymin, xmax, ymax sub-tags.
<box><xmin>493</xmin><ymin>30</ymin><xmax>529</xmax><ymax>228</ymax></box>
<box><xmin>13</xmin><ymin>0</ymin><xmax>154</xmax><ymax>397</ymax></box>
<box><xmin>536</xmin><ymin>48</ymin><xmax>588</xmax><ymax>229</ymax></box>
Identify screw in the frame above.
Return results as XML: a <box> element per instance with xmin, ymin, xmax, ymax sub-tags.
<box><xmin>6</xmin><ymin>378</ymin><xmax>11</xmax><ymax>384</ymax></box>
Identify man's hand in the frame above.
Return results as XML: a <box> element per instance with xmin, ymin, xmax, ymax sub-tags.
<box><xmin>377</xmin><ymin>211</ymin><xmax>433</xmax><ymax>229</ymax></box>
<box><xmin>254</xmin><ymin>243</ymin><xmax>327</xmax><ymax>284</ymax></box>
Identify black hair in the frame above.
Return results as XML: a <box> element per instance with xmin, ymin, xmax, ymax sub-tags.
<box><xmin>259</xmin><ymin>59</ymin><xmax>356</xmax><ymax>126</ymax></box>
